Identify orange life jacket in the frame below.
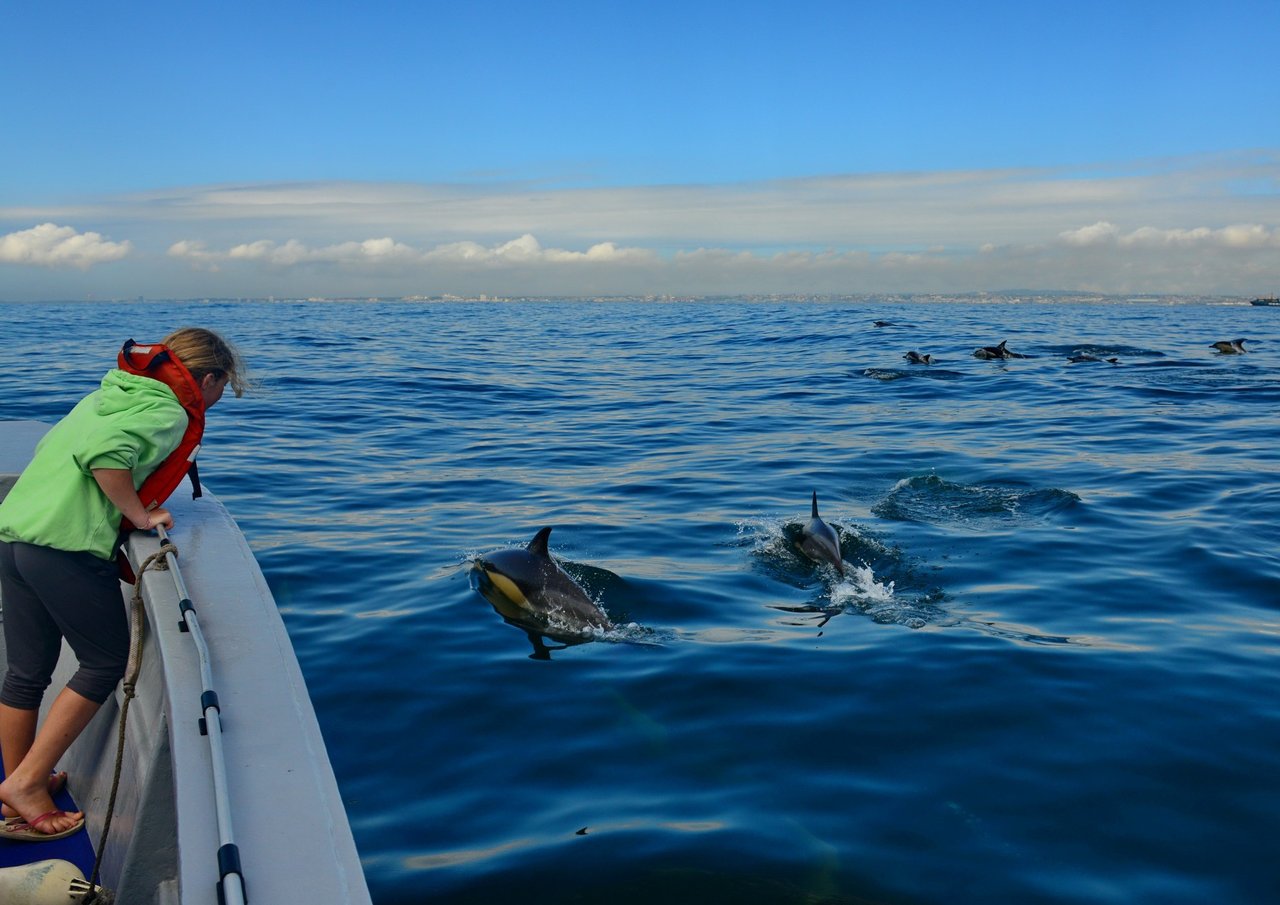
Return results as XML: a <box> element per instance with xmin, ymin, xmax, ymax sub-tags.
<box><xmin>115</xmin><ymin>337</ymin><xmax>206</xmax><ymax>530</ymax></box>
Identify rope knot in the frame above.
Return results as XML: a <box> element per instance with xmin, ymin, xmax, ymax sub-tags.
<box><xmin>154</xmin><ymin>541</ymin><xmax>178</xmax><ymax>569</ymax></box>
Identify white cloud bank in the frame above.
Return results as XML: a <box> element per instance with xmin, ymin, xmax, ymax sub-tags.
<box><xmin>154</xmin><ymin>222</ymin><xmax>1280</xmax><ymax>297</ymax></box>
<box><xmin>0</xmin><ymin>223</ymin><xmax>132</xmax><ymax>268</ymax></box>
<box><xmin>1059</xmin><ymin>221</ymin><xmax>1279</xmax><ymax>249</ymax></box>
<box><xmin>168</xmin><ymin>233</ymin><xmax>656</xmax><ymax>270</ymax></box>
<box><xmin>3</xmin><ymin>152</ymin><xmax>1278</xmax><ymax>296</ymax></box>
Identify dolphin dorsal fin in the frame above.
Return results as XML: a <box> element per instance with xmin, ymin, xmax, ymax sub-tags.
<box><xmin>811</xmin><ymin>491</ymin><xmax>820</xmax><ymax>518</ymax></box>
<box><xmin>996</xmin><ymin>340</ymin><xmax>1008</xmax><ymax>351</ymax></box>
<box><xmin>527</xmin><ymin>526</ymin><xmax>553</xmax><ymax>558</ymax></box>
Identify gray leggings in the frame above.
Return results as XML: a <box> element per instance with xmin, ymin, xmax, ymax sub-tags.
<box><xmin>0</xmin><ymin>540</ymin><xmax>129</xmax><ymax>708</ymax></box>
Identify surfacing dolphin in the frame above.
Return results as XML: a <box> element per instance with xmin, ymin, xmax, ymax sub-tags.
<box><xmin>973</xmin><ymin>340</ymin><xmax>1028</xmax><ymax>360</ymax></box>
<box><xmin>473</xmin><ymin>527</ymin><xmax>613</xmax><ymax>636</ymax></box>
<box><xmin>1067</xmin><ymin>353</ymin><xmax>1119</xmax><ymax>364</ymax></box>
<box><xmin>1211</xmin><ymin>339</ymin><xmax>1248</xmax><ymax>354</ymax></box>
<box><xmin>797</xmin><ymin>492</ymin><xmax>845</xmax><ymax>576</ymax></box>
<box><xmin>903</xmin><ymin>350</ymin><xmax>934</xmax><ymax>364</ymax></box>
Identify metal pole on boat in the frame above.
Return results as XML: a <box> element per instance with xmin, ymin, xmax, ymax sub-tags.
<box><xmin>156</xmin><ymin>526</ymin><xmax>247</xmax><ymax>905</ymax></box>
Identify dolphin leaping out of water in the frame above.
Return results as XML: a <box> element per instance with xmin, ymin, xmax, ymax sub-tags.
<box><xmin>473</xmin><ymin>527</ymin><xmax>612</xmax><ymax>634</ymax></box>
<box><xmin>903</xmin><ymin>350</ymin><xmax>934</xmax><ymax>364</ymax></box>
<box><xmin>973</xmin><ymin>340</ymin><xmax>1028</xmax><ymax>360</ymax></box>
<box><xmin>798</xmin><ymin>492</ymin><xmax>844</xmax><ymax>576</ymax></box>
<box><xmin>1211</xmin><ymin>339</ymin><xmax>1248</xmax><ymax>354</ymax></box>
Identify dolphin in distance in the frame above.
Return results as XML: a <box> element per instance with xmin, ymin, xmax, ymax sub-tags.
<box><xmin>1211</xmin><ymin>339</ymin><xmax>1248</xmax><ymax>354</ymax></box>
<box><xmin>973</xmin><ymin>340</ymin><xmax>1028</xmax><ymax>360</ymax></box>
<box><xmin>903</xmin><ymin>350</ymin><xmax>934</xmax><ymax>364</ymax></box>
<box><xmin>473</xmin><ymin>527</ymin><xmax>613</xmax><ymax>634</ymax></box>
<box><xmin>798</xmin><ymin>492</ymin><xmax>845</xmax><ymax>576</ymax></box>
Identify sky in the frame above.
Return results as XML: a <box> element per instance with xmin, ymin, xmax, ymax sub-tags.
<box><xmin>2</xmin><ymin>0</ymin><xmax>1278</xmax><ymax>299</ymax></box>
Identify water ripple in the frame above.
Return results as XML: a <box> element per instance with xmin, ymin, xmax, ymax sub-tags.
<box><xmin>3</xmin><ymin>298</ymin><xmax>1277</xmax><ymax>905</ymax></box>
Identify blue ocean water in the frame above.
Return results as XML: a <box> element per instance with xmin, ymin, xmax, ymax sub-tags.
<box><xmin>2</xmin><ymin>297</ymin><xmax>1278</xmax><ymax>904</ymax></box>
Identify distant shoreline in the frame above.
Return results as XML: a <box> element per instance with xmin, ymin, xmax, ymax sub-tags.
<box><xmin>0</xmin><ymin>292</ymin><xmax>1257</xmax><ymax>306</ymax></box>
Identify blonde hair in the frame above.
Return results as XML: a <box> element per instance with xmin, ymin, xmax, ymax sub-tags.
<box><xmin>162</xmin><ymin>327</ymin><xmax>247</xmax><ymax>398</ymax></box>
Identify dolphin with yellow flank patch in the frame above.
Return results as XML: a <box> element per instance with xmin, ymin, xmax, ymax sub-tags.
<box><xmin>473</xmin><ymin>527</ymin><xmax>613</xmax><ymax>634</ymax></box>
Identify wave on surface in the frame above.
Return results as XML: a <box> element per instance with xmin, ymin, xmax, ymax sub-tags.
<box><xmin>1040</xmin><ymin>342</ymin><xmax>1166</xmax><ymax>359</ymax></box>
<box><xmin>872</xmin><ymin>474</ymin><xmax>1080</xmax><ymax>527</ymax></box>
<box><xmin>859</xmin><ymin>366</ymin><xmax>966</xmax><ymax>382</ymax></box>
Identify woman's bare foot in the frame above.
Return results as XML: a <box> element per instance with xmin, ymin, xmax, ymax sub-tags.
<box><xmin>0</xmin><ymin>772</ymin><xmax>81</xmax><ymax>834</ymax></box>
<box><xmin>0</xmin><ymin>771</ymin><xmax>66</xmax><ymax>820</ymax></box>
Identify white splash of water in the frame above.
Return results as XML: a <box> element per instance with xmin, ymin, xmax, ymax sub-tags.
<box><xmin>830</xmin><ymin>564</ymin><xmax>896</xmax><ymax>607</ymax></box>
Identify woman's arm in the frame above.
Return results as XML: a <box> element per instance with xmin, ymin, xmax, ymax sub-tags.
<box><xmin>91</xmin><ymin>468</ymin><xmax>175</xmax><ymax>530</ymax></box>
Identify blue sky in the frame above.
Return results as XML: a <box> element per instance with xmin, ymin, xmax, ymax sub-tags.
<box><xmin>2</xmin><ymin>0</ymin><xmax>1278</xmax><ymax>298</ymax></box>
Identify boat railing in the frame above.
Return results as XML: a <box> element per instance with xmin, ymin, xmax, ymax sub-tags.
<box><xmin>150</xmin><ymin>525</ymin><xmax>247</xmax><ymax>905</ymax></box>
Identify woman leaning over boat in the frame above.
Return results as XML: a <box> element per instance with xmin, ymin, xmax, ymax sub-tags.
<box><xmin>0</xmin><ymin>327</ymin><xmax>245</xmax><ymax>840</ymax></box>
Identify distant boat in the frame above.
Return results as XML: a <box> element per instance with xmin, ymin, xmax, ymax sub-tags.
<box><xmin>1250</xmin><ymin>296</ymin><xmax>1280</xmax><ymax>306</ymax></box>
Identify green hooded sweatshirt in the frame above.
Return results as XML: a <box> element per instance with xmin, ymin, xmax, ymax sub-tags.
<box><xmin>0</xmin><ymin>369</ymin><xmax>188</xmax><ymax>559</ymax></box>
